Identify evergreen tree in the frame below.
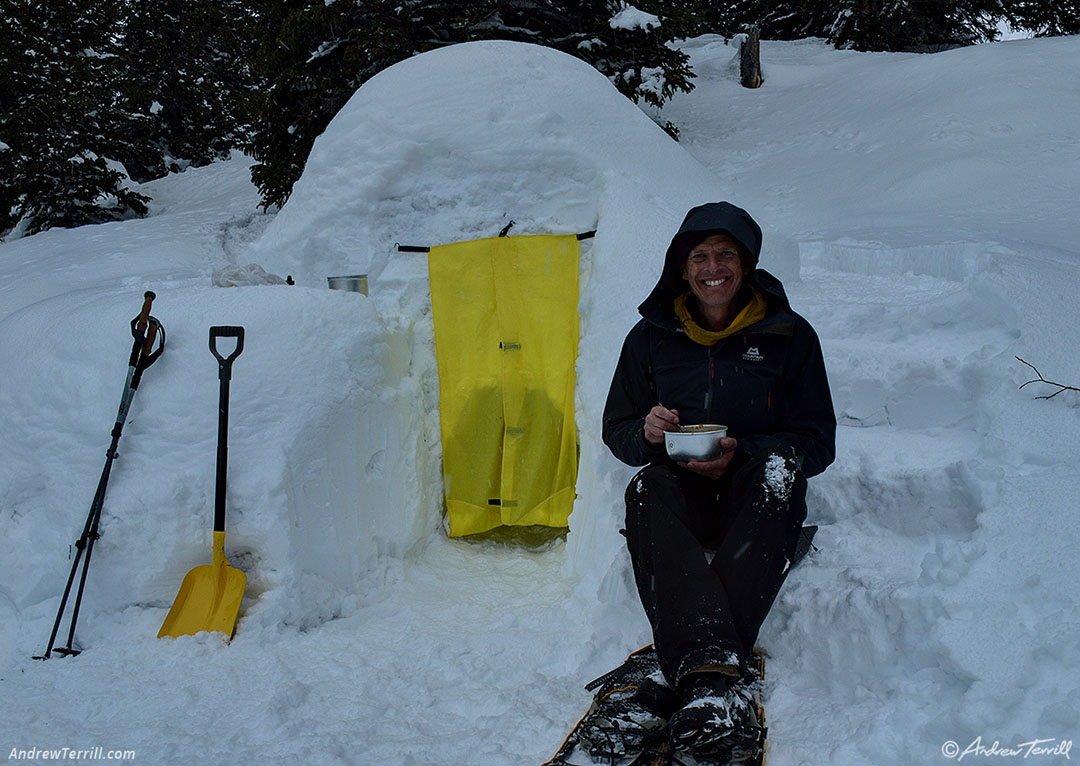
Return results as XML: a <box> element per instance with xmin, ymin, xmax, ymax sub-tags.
<box><xmin>693</xmin><ymin>0</ymin><xmax>1041</xmax><ymax>50</ymax></box>
<box><xmin>0</xmin><ymin>0</ymin><xmax>149</xmax><ymax>237</ymax></box>
<box><xmin>247</xmin><ymin>0</ymin><xmax>698</xmax><ymax>210</ymax></box>
<box><xmin>116</xmin><ymin>0</ymin><xmax>262</xmax><ymax>183</ymax></box>
<box><xmin>691</xmin><ymin>0</ymin><xmax>834</xmax><ymax>40</ymax></box>
<box><xmin>827</xmin><ymin>0</ymin><xmax>1003</xmax><ymax>51</ymax></box>
<box><xmin>1006</xmin><ymin>1</ymin><xmax>1080</xmax><ymax>36</ymax></box>
<box><xmin>246</xmin><ymin>0</ymin><xmax>409</xmax><ymax>211</ymax></box>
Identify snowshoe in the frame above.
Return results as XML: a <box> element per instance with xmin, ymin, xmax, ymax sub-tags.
<box><xmin>543</xmin><ymin>648</ymin><xmax>767</xmax><ymax>766</ymax></box>
<box><xmin>543</xmin><ymin>646</ymin><xmax>678</xmax><ymax>765</ymax></box>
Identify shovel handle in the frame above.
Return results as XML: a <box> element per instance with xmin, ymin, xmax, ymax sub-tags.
<box><xmin>210</xmin><ymin>326</ymin><xmax>243</xmax><ymax>534</ymax></box>
<box><xmin>209</xmin><ymin>326</ymin><xmax>245</xmax><ymax>373</ymax></box>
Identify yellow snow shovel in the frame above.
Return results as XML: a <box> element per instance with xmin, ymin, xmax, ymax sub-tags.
<box><xmin>159</xmin><ymin>327</ymin><xmax>247</xmax><ymax>639</ymax></box>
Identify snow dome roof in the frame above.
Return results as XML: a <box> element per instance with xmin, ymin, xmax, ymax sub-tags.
<box><xmin>250</xmin><ymin>40</ymin><xmax>727</xmax><ymax>292</ymax></box>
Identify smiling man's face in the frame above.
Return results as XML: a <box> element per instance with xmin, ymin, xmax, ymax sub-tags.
<box><xmin>680</xmin><ymin>233</ymin><xmax>746</xmax><ymax>328</ymax></box>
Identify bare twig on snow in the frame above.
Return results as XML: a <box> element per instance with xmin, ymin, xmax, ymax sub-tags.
<box><xmin>1016</xmin><ymin>357</ymin><xmax>1080</xmax><ymax>400</ymax></box>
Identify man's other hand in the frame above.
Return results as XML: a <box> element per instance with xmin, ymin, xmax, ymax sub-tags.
<box><xmin>679</xmin><ymin>436</ymin><xmax>738</xmax><ymax>479</ymax></box>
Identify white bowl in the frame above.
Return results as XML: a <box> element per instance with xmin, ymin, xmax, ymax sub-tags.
<box><xmin>665</xmin><ymin>424</ymin><xmax>728</xmax><ymax>462</ymax></box>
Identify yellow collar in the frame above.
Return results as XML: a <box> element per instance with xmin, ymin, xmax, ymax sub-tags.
<box><xmin>674</xmin><ymin>286</ymin><xmax>768</xmax><ymax>345</ymax></box>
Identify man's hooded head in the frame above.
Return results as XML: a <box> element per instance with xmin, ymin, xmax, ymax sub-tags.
<box><xmin>637</xmin><ymin>201</ymin><xmax>768</xmax><ymax>328</ymax></box>
<box><xmin>668</xmin><ymin>202</ymin><xmax>763</xmax><ymax>276</ymax></box>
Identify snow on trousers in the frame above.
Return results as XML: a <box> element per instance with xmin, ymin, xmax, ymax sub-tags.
<box><xmin>623</xmin><ymin>449</ymin><xmax>807</xmax><ymax>685</ymax></box>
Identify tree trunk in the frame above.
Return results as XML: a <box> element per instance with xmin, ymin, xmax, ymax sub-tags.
<box><xmin>740</xmin><ymin>26</ymin><xmax>762</xmax><ymax>89</ymax></box>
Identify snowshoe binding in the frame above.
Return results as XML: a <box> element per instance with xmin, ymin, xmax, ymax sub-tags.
<box><xmin>668</xmin><ymin>653</ymin><xmax>768</xmax><ymax>765</ymax></box>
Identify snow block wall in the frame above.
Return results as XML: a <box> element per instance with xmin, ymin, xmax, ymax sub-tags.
<box><xmin>277</xmin><ymin>296</ymin><xmax>436</xmax><ymax>624</ymax></box>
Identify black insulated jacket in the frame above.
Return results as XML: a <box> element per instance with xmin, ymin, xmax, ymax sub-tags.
<box><xmin>602</xmin><ymin>204</ymin><xmax>836</xmax><ymax>478</ymax></box>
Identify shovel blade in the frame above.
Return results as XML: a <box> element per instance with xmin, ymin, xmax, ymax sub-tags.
<box><xmin>158</xmin><ymin>560</ymin><xmax>246</xmax><ymax>639</ymax></box>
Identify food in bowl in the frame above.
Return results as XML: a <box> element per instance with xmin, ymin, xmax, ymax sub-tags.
<box><xmin>665</xmin><ymin>424</ymin><xmax>728</xmax><ymax>462</ymax></box>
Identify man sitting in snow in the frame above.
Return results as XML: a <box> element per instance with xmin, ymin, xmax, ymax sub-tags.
<box><xmin>601</xmin><ymin>201</ymin><xmax>836</xmax><ymax>758</ymax></box>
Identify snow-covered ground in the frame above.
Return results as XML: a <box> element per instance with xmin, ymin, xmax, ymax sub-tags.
<box><xmin>2</xmin><ymin>35</ymin><xmax>1078</xmax><ymax>766</ymax></box>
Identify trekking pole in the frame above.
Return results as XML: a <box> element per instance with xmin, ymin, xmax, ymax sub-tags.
<box><xmin>34</xmin><ymin>291</ymin><xmax>165</xmax><ymax>660</ymax></box>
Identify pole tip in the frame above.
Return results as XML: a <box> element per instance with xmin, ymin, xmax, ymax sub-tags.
<box><xmin>144</xmin><ymin>290</ymin><xmax>156</xmax><ymax>300</ymax></box>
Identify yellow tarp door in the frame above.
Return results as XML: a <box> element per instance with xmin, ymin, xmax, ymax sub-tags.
<box><xmin>428</xmin><ymin>234</ymin><xmax>579</xmax><ymax>537</ymax></box>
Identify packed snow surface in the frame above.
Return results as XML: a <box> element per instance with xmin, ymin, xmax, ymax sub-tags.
<box><xmin>2</xmin><ymin>36</ymin><xmax>1079</xmax><ymax>765</ymax></box>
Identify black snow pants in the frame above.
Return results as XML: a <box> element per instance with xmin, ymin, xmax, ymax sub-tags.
<box><xmin>623</xmin><ymin>449</ymin><xmax>808</xmax><ymax>685</ymax></box>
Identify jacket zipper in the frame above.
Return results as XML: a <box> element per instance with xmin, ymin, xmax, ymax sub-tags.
<box><xmin>704</xmin><ymin>346</ymin><xmax>714</xmax><ymax>412</ymax></box>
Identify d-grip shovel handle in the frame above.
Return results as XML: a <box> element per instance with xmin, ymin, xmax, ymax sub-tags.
<box><xmin>209</xmin><ymin>326</ymin><xmax>244</xmax><ymax>377</ymax></box>
<box><xmin>209</xmin><ymin>326</ymin><xmax>243</xmax><ymax>535</ymax></box>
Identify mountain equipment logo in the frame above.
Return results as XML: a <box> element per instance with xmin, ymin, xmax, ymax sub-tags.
<box><xmin>743</xmin><ymin>346</ymin><xmax>765</xmax><ymax>362</ymax></box>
